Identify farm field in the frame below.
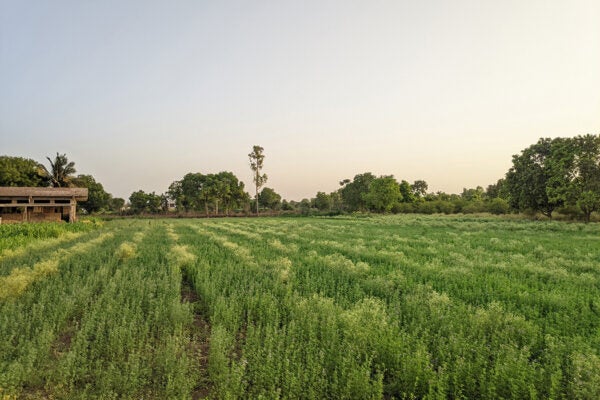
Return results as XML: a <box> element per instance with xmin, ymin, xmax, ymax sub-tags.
<box><xmin>1</xmin><ymin>215</ymin><xmax>600</xmax><ymax>399</ymax></box>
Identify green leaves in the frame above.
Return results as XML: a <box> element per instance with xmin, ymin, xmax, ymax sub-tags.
<box><xmin>3</xmin><ymin>216</ymin><xmax>600</xmax><ymax>398</ymax></box>
<box><xmin>168</xmin><ymin>171</ymin><xmax>249</xmax><ymax>215</ymax></box>
<box><xmin>506</xmin><ymin>135</ymin><xmax>600</xmax><ymax>220</ymax></box>
<box><xmin>43</xmin><ymin>153</ymin><xmax>77</xmax><ymax>188</ymax></box>
<box><xmin>0</xmin><ymin>156</ymin><xmax>47</xmax><ymax>187</ymax></box>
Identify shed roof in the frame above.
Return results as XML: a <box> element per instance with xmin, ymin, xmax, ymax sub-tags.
<box><xmin>0</xmin><ymin>187</ymin><xmax>88</xmax><ymax>201</ymax></box>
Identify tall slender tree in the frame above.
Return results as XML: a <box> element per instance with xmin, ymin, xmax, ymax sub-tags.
<box><xmin>42</xmin><ymin>153</ymin><xmax>76</xmax><ymax>187</ymax></box>
<box><xmin>248</xmin><ymin>145</ymin><xmax>267</xmax><ymax>215</ymax></box>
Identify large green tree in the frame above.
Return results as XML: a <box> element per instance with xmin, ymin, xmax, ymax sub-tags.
<box><xmin>42</xmin><ymin>153</ymin><xmax>77</xmax><ymax>187</ymax></box>
<box><xmin>546</xmin><ymin>135</ymin><xmax>600</xmax><ymax>222</ymax></box>
<box><xmin>411</xmin><ymin>180</ymin><xmax>428</xmax><ymax>198</ymax></box>
<box><xmin>0</xmin><ymin>156</ymin><xmax>47</xmax><ymax>187</ymax></box>
<box><xmin>216</xmin><ymin>171</ymin><xmax>249</xmax><ymax>215</ymax></box>
<box><xmin>169</xmin><ymin>171</ymin><xmax>249</xmax><ymax>215</ymax></box>
<box><xmin>506</xmin><ymin>135</ymin><xmax>600</xmax><ymax>220</ymax></box>
<box><xmin>258</xmin><ymin>187</ymin><xmax>282</xmax><ymax>210</ymax></box>
<box><xmin>129</xmin><ymin>190</ymin><xmax>162</xmax><ymax>214</ymax></box>
<box><xmin>109</xmin><ymin>197</ymin><xmax>125</xmax><ymax>212</ymax></box>
<box><xmin>314</xmin><ymin>191</ymin><xmax>333</xmax><ymax>211</ymax></box>
<box><xmin>505</xmin><ymin>138</ymin><xmax>559</xmax><ymax>217</ymax></box>
<box><xmin>339</xmin><ymin>172</ymin><xmax>376</xmax><ymax>211</ymax></box>
<box><xmin>399</xmin><ymin>180</ymin><xmax>415</xmax><ymax>203</ymax></box>
<box><xmin>73</xmin><ymin>174</ymin><xmax>111</xmax><ymax>213</ymax></box>
<box><xmin>363</xmin><ymin>175</ymin><xmax>401</xmax><ymax>212</ymax></box>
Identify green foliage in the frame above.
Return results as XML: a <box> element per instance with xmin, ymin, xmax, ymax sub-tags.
<box><xmin>506</xmin><ymin>135</ymin><xmax>600</xmax><ymax>220</ymax></box>
<box><xmin>0</xmin><ymin>221</ymin><xmax>98</xmax><ymax>256</ymax></box>
<box><xmin>1</xmin><ymin>154</ymin><xmax>120</xmax><ymax>214</ymax></box>
<box><xmin>399</xmin><ymin>180</ymin><xmax>415</xmax><ymax>203</ymax></box>
<box><xmin>0</xmin><ymin>156</ymin><xmax>47</xmax><ymax>187</ymax></box>
<box><xmin>340</xmin><ymin>172</ymin><xmax>376</xmax><ymax>211</ymax></box>
<box><xmin>42</xmin><ymin>153</ymin><xmax>76</xmax><ymax>188</ymax></box>
<box><xmin>461</xmin><ymin>186</ymin><xmax>484</xmax><ymax>202</ymax></box>
<box><xmin>314</xmin><ymin>191</ymin><xmax>332</xmax><ymax>211</ymax></box>
<box><xmin>128</xmin><ymin>190</ymin><xmax>162</xmax><ymax>214</ymax></box>
<box><xmin>487</xmin><ymin>197</ymin><xmax>510</xmax><ymax>214</ymax></box>
<box><xmin>169</xmin><ymin>171</ymin><xmax>249</xmax><ymax>215</ymax></box>
<box><xmin>258</xmin><ymin>187</ymin><xmax>282</xmax><ymax>210</ymax></box>
<box><xmin>2</xmin><ymin>216</ymin><xmax>600</xmax><ymax>398</ymax></box>
<box><xmin>412</xmin><ymin>179</ymin><xmax>428</xmax><ymax>198</ymax></box>
<box><xmin>486</xmin><ymin>178</ymin><xmax>509</xmax><ymax>200</ymax></box>
<box><xmin>363</xmin><ymin>175</ymin><xmax>401</xmax><ymax>212</ymax></box>
<box><xmin>109</xmin><ymin>197</ymin><xmax>125</xmax><ymax>211</ymax></box>
<box><xmin>73</xmin><ymin>174</ymin><xmax>111</xmax><ymax>213</ymax></box>
<box><xmin>249</xmin><ymin>145</ymin><xmax>267</xmax><ymax>214</ymax></box>
<box><xmin>577</xmin><ymin>191</ymin><xmax>600</xmax><ymax>223</ymax></box>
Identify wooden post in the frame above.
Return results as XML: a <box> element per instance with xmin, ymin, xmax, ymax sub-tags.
<box><xmin>22</xmin><ymin>206</ymin><xmax>28</xmax><ymax>222</ymax></box>
<box><xmin>69</xmin><ymin>200</ymin><xmax>76</xmax><ymax>223</ymax></box>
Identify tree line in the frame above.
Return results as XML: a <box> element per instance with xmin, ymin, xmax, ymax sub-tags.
<box><xmin>129</xmin><ymin>146</ymin><xmax>270</xmax><ymax>216</ymax></box>
<box><xmin>2</xmin><ymin>135</ymin><xmax>599</xmax><ymax>221</ymax></box>
<box><xmin>294</xmin><ymin>134</ymin><xmax>599</xmax><ymax>222</ymax></box>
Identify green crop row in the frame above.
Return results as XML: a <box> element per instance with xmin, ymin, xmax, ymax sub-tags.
<box><xmin>1</xmin><ymin>215</ymin><xmax>599</xmax><ymax>399</ymax></box>
<box><xmin>0</xmin><ymin>220</ymin><xmax>101</xmax><ymax>259</ymax></box>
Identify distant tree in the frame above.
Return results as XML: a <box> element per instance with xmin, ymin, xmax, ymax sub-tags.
<box><xmin>577</xmin><ymin>191</ymin><xmax>600</xmax><ymax>223</ymax></box>
<box><xmin>249</xmin><ymin>145</ymin><xmax>267</xmax><ymax>215</ymax></box>
<box><xmin>431</xmin><ymin>191</ymin><xmax>452</xmax><ymax>202</ymax></box>
<box><xmin>314</xmin><ymin>191</ymin><xmax>332</xmax><ymax>211</ymax></box>
<box><xmin>167</xmin><ymin>180</ymin><xmax>184</xmax><ymax>211</ymax></box>
<box><xmin>505</xmin><ymin>138</ymin><xmax>559</xmax><ymax>217</ymax></box>
<box><xmin>147</xmin><ymin>192</ymin><xmax>163</xmax><ymax>213</ymax></box>
<box><xmin>546</xmin><ymin>134</ymin><xmax>600</xmax><ymax>222</ymax></box>
<box><xmin>363</xmin><ymin>175</ymin><xmax>401</xmax><ymax>212</ymax></box>
<box><xmin>178</xmin><ymin>173</ymin><xmax>205</xmax><ymax>212</ymax></box>
<box><xmin>412</xmin><ymin>180</ymin><xmax>428</xmax><ymax>198</ymax></box>
<box><xmin>42</xmin><ymin>153</ymin><xmax>76</xmax><ymax>187</ymax></box>
<box><xmin>399</xmin><ymin>180</ymin><xmax>415</xmax><ymax>203</ymax></box>
<box><xmin>330</xmin><ymin>191</ymin><xmax>344</xmax><ymax>212</ymax></box>
<box><xmin>281</xmin><ymin>200</ymin><xmax>293</xmax><ymax>211</ymax></box>
<box><xmin>129</xmin><ymin>190</ymin><xmax>148</xmax><ymax>214</ymax></box>
<box><xmin>299</xmin><ymin>198</ymin><xmax>312</xmax><ymax>215</ymax></box>
<box><xmin>0</xmin><ymin>156</ymin><xmax>47</xmax><ymax>187</ymax></box>
<box><xmin>198</xmin><ymin>174</ymin><xmax>217</xmax><ymax>216</ymax></box>
<box><xmin>73</xmin><ymin>174</ymin><xmax>111</xmax><ymax>213</ymax></box>
<box><xmin>160</xmin><ymin>193</ymin><xmax>170</xmax><ymax>212</ymax></box>
<box><xmin>176</xmin><ymin>172</ymin><xmax>214</xmax><ymax>215</ymax></box>
<box><xmin>109</xmin><ymin>197</ymin><xmax>125</xmax><ymax>212</ymax></box>
<box><xmin>216</xmin><ymin>171</ymin><xmax>248</xmax><ymax>215</ymax></box>
<box><xmin>129</xmin><ymin>190</ymin><xmax>162</xmax><ymax>214</ymax></box>
<box><xmin>485</xmin><ymin>179</ymin><xmax>508</xmax><ymax>200</ymax></box>
<box><xmin>461</xmin><ymin>186</ymin><xmax>484</xmax><ymax>202</ymax></box>
<box><xmin>340</xmin><ymin>172</ymin><xmax>376</xmax><ymax>211</ymax></box>
<box><xmin>504</xmin><ymin>135</ymin><xmax>600</xmax><ymax>220</ymax></box>
<box><xmin>169</xmin><ymin>171</ymin><xmax>249</xmax><ymax>215</ymax></box>
<box><xmin>259</xmin><ymin>187</ymin><xmax>282</xmax><ymax>210</ymax></box>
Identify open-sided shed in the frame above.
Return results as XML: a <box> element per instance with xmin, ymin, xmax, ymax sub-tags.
<box><xmin>0</xmin><ymin>187</ymin><xmax>88</xmax><ymax>223</ymax></box>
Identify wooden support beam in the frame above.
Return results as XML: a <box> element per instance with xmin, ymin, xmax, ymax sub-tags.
<box><xmin>69</xmin><ymin>202</ymin><xmax>76</xmax><ymax>223</ymax></box>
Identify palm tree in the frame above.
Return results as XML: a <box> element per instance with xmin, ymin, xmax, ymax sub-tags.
<box><xmin>42</xmin><ymin>153</ymin><xmax>77</xmax><ymax>187</ymax></box>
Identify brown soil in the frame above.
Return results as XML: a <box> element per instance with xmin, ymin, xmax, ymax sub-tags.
<box><xmin>181</xmin><ymin>272</ymin><xmax>212</xmax><ymax>399</ymax></box>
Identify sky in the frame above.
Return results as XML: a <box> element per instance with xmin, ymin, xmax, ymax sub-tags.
<box><xmin>1</xmin><ymin>0</ymin><xmax>599</xmax><ymax>201</ymax></box>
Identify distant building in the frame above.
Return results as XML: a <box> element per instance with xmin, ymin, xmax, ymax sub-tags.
<box><xmin>167</xmin><ymin>200</ymin><xmax>177</xmax><ymax>211</ymax></box>
<box><xmin>0</xmin><ymin>187</ymin><xmax>88</xmax><ymax>223</ymax></box>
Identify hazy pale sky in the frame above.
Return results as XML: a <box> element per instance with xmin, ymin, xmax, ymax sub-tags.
<box><xmin>1</xmin><ymin>0</ymin><xmax>599</xmax><ymax>200</ymax></box>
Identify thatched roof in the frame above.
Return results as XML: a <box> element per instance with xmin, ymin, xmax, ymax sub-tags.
<box><xmin>0</xmin><ymin>187</ymin><xmax>88</xmax><ymax>201</ymax></box>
